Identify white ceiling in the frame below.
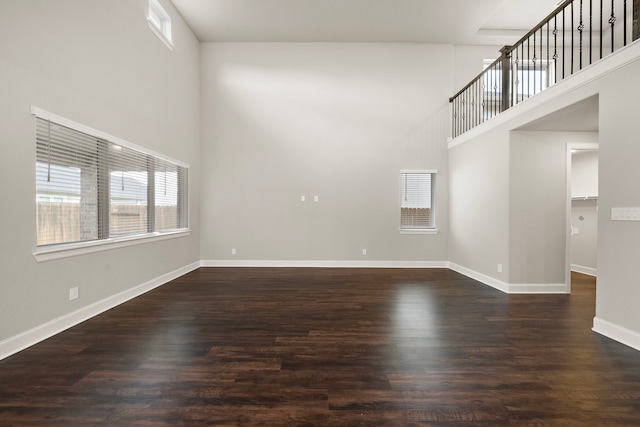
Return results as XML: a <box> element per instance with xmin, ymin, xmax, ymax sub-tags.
<box><xmin>170</xmin><ymin>0</ymin><xmax>561</xmax><ymax>45</ymax></box>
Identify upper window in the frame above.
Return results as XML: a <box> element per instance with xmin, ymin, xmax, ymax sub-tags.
<box><xmin>148</xmin><ymin>0</ymin><xmax>172</xmax><ymax>49</ymax></box>
<box><xmin>34</xmin><ymin>109</ymin><xmax>188</xmax><ymax>250</ymax></box>
<box><xmin>400</xmin><ymin>170</ymin><xmax>436</xmax><ymax>233</ymax></box>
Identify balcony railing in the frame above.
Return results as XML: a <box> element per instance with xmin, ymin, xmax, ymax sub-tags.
<box><xmin>450</xmin><ymin>0</ymin><xmax>639</xmax><ymax>137</ymax></box>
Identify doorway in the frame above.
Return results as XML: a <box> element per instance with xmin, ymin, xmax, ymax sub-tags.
<box><xmin>565</xmin><ymin>143</ymin><xmax>599</xmax><ymax>293</ymax></box>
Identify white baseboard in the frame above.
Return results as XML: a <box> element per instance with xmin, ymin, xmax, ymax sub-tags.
<box><xmin>571</xmin><ymin>264</ymin><xmax>597</xmax><ymax>277</ymax></box>
<box><xmin>448</xmin><ymin>262</ymin><xmax>509</xmax><ymax>293</ymax></box>
<box><xmin>0</xmin><ymin>261</ymin><xmax>200</xmax><ymax>361</ymax></box>
<box><xmin>508</xmin><ymin>283</ymin><xmax>568</xmax><ymax>294</ymax></box>
<box><xmin>593</xmin><ymin>317</ymin><xmax>640</xmax><ymax>352</ymax></box>
<box><xmin>201</xmin><ymin>260</ymin><xmax>449</xmax><ymax>268</ymax></box>
<box><xmin>448</xmin><ymin>263</ymin><xmax>567</xmax><ymax>294</ymax></box>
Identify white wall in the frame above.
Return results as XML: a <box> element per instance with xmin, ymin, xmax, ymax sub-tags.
<box><xmin>448</xmin><ymin>129</ymin><xmax>510</xmax><ymax>284</ymax></box>
<box><xmin>596</xmin><ymin>51</ymin><xmax>640</xmax><ymax>344</ymax></box>
<box><xmin>509</xmin><ymin>131</ymin><xmax>597</xmax><ymax>285</ymax></box>
<box><xmin>0</xmin><ymin>0</ymin><xmax>201</xmax><ymax>345</ymax></box>
<box><xmin>200</xmin><ymin>43</ymin><xmax>458</xmax><ymax>263</ymax></box>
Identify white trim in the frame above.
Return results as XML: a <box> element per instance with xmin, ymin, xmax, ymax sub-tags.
<box><xmin>30</xmin><ymin>107</ymin><xmax>188</xmax><ymax>168</ymax></box>
<box><xmin>571</xmin><ymin>264</ymin><xmax>598</xmax><ymax>277</ymax></box>
<box><xmin>593</xmin><ymin>317</ymin><xmax>640</xmax><ymax>352</ymax></box>
<box><xmin>448</xmin><ymin>41</ymin><xmax>640</xmax><ymax>149</ymax></box>
<box><xmin>508</xmin><ymin>283</ymin><xmax>568</xmax><ymax>294</ymax></box>
<box><xmin>399</xmin><ymin>228</ymin><xmax>439</xmax><ymax>235</ymax></box>
<box><xmin>448</xmin><ymin>263</ymin><xmax>567</xmax><ymax>294</ymax></box>
<box><xmin>200</xmin><ymin>260</ymin><xmax>449</xmax><ymax>269</ymax></box>
<box><xmin>400</xmin><ymin>169</ymin><xmax>439</xmax><ymax>174</ymax></box>
<box><xmin>33</xmin><ymin>230</ymin><xmax>190</xmax><ymax>262</ymax></box>
<box><xmin>448</xmin><ymin>262</ymin><xmax>509</xmax><ymax>293</ymax></box>
<box><xmin>0</xmin><ymin>261</ymin><xmax>200</xmax><ymax>361</ymax></box>
<box><xmin>147</xmin><ymin>21</ymin><xmax>173</xmax><ymax>51</ymax></box>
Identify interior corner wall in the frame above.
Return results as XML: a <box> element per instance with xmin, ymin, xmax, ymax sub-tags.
<box><xmin>199</xmin><ymin>43</ymin><xmax>455</xmax><ymax>263</ymax></box>
<box><xmin>448</xmin><ymin>129</ymin><xmax>510</xmax><ymax>283</ymax></box>
<box><xmin>0</xmin><ymin>0</ymin><xmax>201</xmax><ymax>344</ymax></box>
<box><xmin>508</xmin><ymin>131</ymin><xmax>598</xmax><ymax>285</ymax></box>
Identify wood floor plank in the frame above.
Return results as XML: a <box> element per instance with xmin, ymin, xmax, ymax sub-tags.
<box><xmin>1</xmin><ymin>268</ymin><xmax>639</xmax><ymax>425</ymax></box>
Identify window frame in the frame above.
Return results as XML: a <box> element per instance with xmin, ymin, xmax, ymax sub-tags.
<box><xmin>147</xmin><ymin>0</ymin><xmax>173</xmax><ymax>51</ymax></box>
<box><xmin>399</xmin><ymin>169</ymin><xmax>438</xmax><ymax>235</ymax></box>
<box><xmin>32</xmin><ymin>107</ymin><xmax>190</xmax><ymax>262</ymax></box>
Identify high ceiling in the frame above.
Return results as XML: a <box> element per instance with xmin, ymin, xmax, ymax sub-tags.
<box><xmin>170</xmin><ymin>0</ymin><xmax>561</xmax><ymax>45</ymax></box>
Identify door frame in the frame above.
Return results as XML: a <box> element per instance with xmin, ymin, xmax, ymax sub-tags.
<box><xmin>565</xmin><ymin>142</ymin><xmax>599</xmax><ymax>293</ymax></box>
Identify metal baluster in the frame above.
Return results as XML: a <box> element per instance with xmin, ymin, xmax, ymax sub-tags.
<box><xmin>624</xmin><ymin>0</ymin><xmax>627</xmax><ymax>45</ymax></box>
<box><xmin>571</xmin><ymin>0</ymin><xmax>575</xmax><ymax>74</ymax></box>
<box><xmin>579</xmin><ymin>0</ymin><xmax>584</xmax><ymax>70</ymax></box>
<box><xmin>457</xmin><ymin>96</ymin><xmax>460</xmax><ymax>136</ymax></box>
<box><xmin>540</xmin><ymin>27</ymin><xmax>544</xmax><ymax>90</ymax></box>
<box><xmin>547</xmin><ymin>22</ymin><xmax>550</xmax><ymax>88</ymax></box>
<box><xmin>511</xmin><ymin>48</ymin><xmax>515</xmax><ymax>105</ymax></box>
<box><xmin>527</xmin><ymin>38</ymin><xmax>530</xmax><ymax>98</ymax></box>
<box><xmin>600</xmin><ymin>0</ymin><xmax>604</xmax><ymax>58</ymax></box>
<box><xmin>491</xmin><ymin>65</ymin><xmax>495</xmax><ymax>117</ymax></box>
<box><xmin>533</xmin><ymin>32</ymin><xmax>537</xmax><ymax>95</ymax></box>
<box><xmin>590</xmin><ymin>0</ymin><xmax>593</xmax><ymax>65</ymax></box>
<box><xmin>521</xmin><ymin>44</ymin><xmax>525</xmax><ymax>102</ymax></box>
<box><xmin>475</xmin><ymin>81</ymin><xmax>478</xmax><ymax>126</ymax></box>
<box><xmin>611</xmin><ymin>0</ymin><xmax>616</xmax><ymax>53</ymax></box>
<box><xmin>563</xmin><ymin>6</ymin><xmax>566</xmax><ymax>78</ymax></box>
<box><xmin>554</xmin><ymin>16</ymin><xmax>558</xmax><ymax>84</ymax></box>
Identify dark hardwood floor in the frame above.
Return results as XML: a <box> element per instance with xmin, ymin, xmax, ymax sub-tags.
<box><xmin>1</xmin><ymin>268</ymin><xmax>640</xmax><ymax>426</ymax></box>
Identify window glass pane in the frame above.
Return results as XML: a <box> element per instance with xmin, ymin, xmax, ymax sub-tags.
<box><xmin>108</xmin><ymin>145</ymin><xmax>149</xmax><ymax>237</ymax></box>
<box><xmin>155</xmin><ymin>159</ymin><xmax>179</xmax><ymax>231</ymax></box>
<box><xmin>36</xmin><ymin>119</ymin><xmax>99</xmax><ymax>245</ymax></box>
<box><xmin>400</xmin><ymin>172</ymin><xmax>434</xmax><ymax>229</ymax></box>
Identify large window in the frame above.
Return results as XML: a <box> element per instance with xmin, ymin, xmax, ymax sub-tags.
<box><xmin>34</xmin><ymin>110</ymin><xmax>188</xmax><ymax>250</ymax></box>
<box><xmin>400</xmin><ymin>170</ymin><xmax>436</xmax><ymax>232</ymax></box>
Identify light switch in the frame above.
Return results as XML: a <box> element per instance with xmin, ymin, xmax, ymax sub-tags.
<box><xmin>612</xmin><ymin>207</ymin><xmax>640</xmax><ymax>221</ymax></box>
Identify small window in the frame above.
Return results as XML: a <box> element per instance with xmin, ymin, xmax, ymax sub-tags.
<box><xmin>400</xmin><ymin>170</ymin><xmax>436</xmax><ymax>232</ymax></box>
<box><xmin>148</xmin><ymin>0</ymin><xmax>172</xmax><ymax>49</ymax></box>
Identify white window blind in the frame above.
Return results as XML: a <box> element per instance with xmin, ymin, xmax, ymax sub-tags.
<box><xmin>400</xmin><ymin>171</ymin><xmax>435</xmax><ymax>230</ymax></box>
<box><xmin>35</xmin><ymin>114</ymin><xmax>188</xmax><ymax>247</ymax></box>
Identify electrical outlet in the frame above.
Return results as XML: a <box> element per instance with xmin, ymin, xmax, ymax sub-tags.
<box><xmin>231</xmin><ymin>248</ymin><xmax>237</xmax><ymax>255</ymax></box>
<box><xmin>314</xmin><ymin>195</ymin><xmax>319</xmax><ymax>202</ymax></box>
<box><xmin>497</xmin><ymin>264</ymin><xmax>503</xmax><ymax>273</ymax></box>
<box><xmin>362</xmin><ymin>249</ymin><xmax>367</xmax><ymax>256</ymax></box>
<box><xmin>300</xmin><ymin>195</ymin><xmax>306</xmax><ymax>202</ymax></box>
<box><xmin>69</xmin><ymin>287</ymin><xmax>79</xmax><ymax>300</ymax></box>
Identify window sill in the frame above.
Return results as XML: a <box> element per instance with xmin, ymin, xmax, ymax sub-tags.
<box><xmin>400</xmin><ymin>228</ymin><xmax>439</xmax><ymax>235</ymax></box>
<box><xmin>148</xmin><ymin>21</ymin><xmax>173</xmax><ymax>51</ymax></box>
<box><xmin>33</xmin><ymin>229</ymin><xmax>190</xmax><ymax>262</ymax></box>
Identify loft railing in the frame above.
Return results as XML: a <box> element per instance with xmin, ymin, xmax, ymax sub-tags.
<box><xmin>450</xmin><ymin>0</ymin><xmax>640</xmax><ymax>137</ymax></box>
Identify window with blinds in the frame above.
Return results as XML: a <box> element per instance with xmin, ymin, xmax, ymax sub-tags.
<box><xmin>400</xmin><ymin>170</ymin><xmax>436</xmax><ymax>230</ymax></box>
<box><xmin>35</xmin><ymin>114</ymin><xmax>188</xmax><ymax>248</ymax></box>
